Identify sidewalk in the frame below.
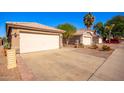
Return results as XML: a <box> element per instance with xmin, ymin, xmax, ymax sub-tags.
<box><xmin>89</xmin><ymin>42</ymin><xmax>124</xmax><ymax>80</ymax></box>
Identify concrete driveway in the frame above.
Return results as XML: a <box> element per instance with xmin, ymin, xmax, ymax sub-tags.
<box><xmin>89</xmin><ymin>42</ymin><xmax>124</xmax><ymax>80</ymax></box>
<box><xmin>21</xmin><ymin>48</ymin><xmax>105</xmax><ymax>80</ymax></box>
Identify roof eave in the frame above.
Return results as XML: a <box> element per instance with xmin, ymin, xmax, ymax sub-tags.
<box><xmin>6</xmin><ymin>23</ymin><xmax>65</xmax><ymax>34</ymax></box>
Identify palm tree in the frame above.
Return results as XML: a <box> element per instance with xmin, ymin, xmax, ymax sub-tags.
<box><xmin>105</xmin><ymin>24</ymin><xmax>115</xmax><ymax>43</ymax></box>
<box><xmin>83</xmin><ymin>12</ymin><xmax>95</xmax><ymax>30</ymax></box>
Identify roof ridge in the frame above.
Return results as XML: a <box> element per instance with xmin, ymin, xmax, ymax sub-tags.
<box><xmin>6</xmin><ymin>21</ymin><xmax>65</xmax><ymax>33</ymax></box>
<box><xmin>6</xmin><ymin>21</ymin><xmax>36</xmax><ymax>24</ymax></box>
<box><xmin>6</xmin><ymin>22</ymin><xmax>55</xmax><ymax>28</ymax></box>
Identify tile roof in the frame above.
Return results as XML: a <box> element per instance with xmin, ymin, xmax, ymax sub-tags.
<box><xmin>73</xmin><ymin>29</ymin><xmax>94</xmax><ymax>35</ymax></box>
<box><xmin>6</xmin><ymin>22</ymin><xmax>64</xmax><ymax>33</ymax></box>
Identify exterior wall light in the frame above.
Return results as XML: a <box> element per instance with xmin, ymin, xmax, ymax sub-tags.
<box><xmin>14</xmin><ymin>33</ymin><xmax>17</xmax><ymax>37</ymax></box>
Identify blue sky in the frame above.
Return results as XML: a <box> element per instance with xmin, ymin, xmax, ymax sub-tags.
<box><xmin>0</xmin><ymin>12</ymin><xmax>124</xmax><ymax>37</ymax></box>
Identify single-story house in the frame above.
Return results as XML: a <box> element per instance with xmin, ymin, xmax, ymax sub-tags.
<box><xmin>69</xmin><ymin>29</ymin><xmax>102</xmax><ymax>45</ymax></box>
<box><xmin>6</xmin><ymin>22</ymin><xmax>64</xmax><ymax>53</ymax></box>
<box><xmin>0</xmin><ymin>38</ymin><xmax>2</xmax><ymax>46</ymax></box>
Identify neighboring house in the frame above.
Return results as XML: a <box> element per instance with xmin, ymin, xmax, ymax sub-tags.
<box><xmin>6</xmin><ymin>22</ymin><xmax>64</xmax><ymax>53</ymax></box>
<box><xmin>0</xmin><ymin>38</ymin><xmax>2</xmax><ymax>46</ymax></box>
<box><xmin>69</xmin><ymin>29</ymin><xmax>102</xmax><ymax>45</ymax></box>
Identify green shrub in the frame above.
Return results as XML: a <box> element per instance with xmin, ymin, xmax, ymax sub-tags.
<box><xmin>3</xmin><ymin>37</ymin><xmax>10</xmax><ymax>49</ymax></box>
<box><xmin>101</xmin><ymin>45</ymin><xmax>111</xmax><ymax>51</ymax></box>
<box><xmin>79</xmin><ymin>44</ymin><xmax>84</xmax><ymax>48</ymax></box>
<box><xmin>3</xmin><ymin>42</ymin><xmax>9</xmax><ymax>49</ymax></box>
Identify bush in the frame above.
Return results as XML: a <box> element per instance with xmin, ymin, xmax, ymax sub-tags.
<box><xmin>89</xmin><ymin>44</ymin><xmax>98</xmax><ymax>49</ymax></box>
<box><xmin>3</xmin><ymin>42</ymin><xmax>9</xmax><ymax>49</ymax></box>
<box><xmin>79</xmin><ymin>44</ymin><xmax>84</xmax><ymax>48</ymax></box>
<box><xmin>101</xmin><ymin>45</ymin><xmax>111</xmax><ymax>51</ymax></box>
<box><xmin>3</xmin><ymin>37</ymin><xmax>10</xmax><ymax>49</ymax></box>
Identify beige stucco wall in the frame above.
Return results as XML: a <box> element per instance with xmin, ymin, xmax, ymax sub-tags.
<box><xmin>0</xmin><ymin>39</ymin><xmax>2</xmax><ymax>46</ymax></box>
<box><xmin>59</xmin><ymin>34</ymin><xmax>63</xmax><ymax>48</ymax></box>
<box><xmin>11</xmin><ymin>29</ymin><xmax>20</xmax><ymax>53</ymax></box>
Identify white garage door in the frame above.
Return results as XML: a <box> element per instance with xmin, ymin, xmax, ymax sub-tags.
<box><xmin>20</xmin><ymin>33</ymin><xmax>60</xmax><ymax>53</ymax></box>
<box><xmin>83</xmin><ymin>37</ymin><xmax>91</xmax><ymax>45</ymax></box>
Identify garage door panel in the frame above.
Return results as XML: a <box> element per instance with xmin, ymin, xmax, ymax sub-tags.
<box><xmin>20</xmin><ymin>33</ymin><xmax>59</xmax><ymax>53</ymax></box>
<box><xmin>83</xmin><ymin>37</ymin><xmax>91</xmax><ymax>45</ymax></box>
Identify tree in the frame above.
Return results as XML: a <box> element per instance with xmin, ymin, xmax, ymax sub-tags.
<box><xmin>106</xmin><ymin>15</ymin><xmax>124</xmax><ymax>38</ymax></box>
<box><xmin>105</xmin><ymin>24</ymin><xmax>115</xmax><ymax>43</ymax></box>
<box><xmin>94</xmin><ymin>22</ymin><xmax>104</xmax><ymax>35</ymax></box>
<box><xmin>94</xmin><ymin>22</ymin><xmax>108</xmax><ymax>41</ymax></box>
<box><xmin>57</xmin><ymin>23</ymin><xmax>76</xmax><ymax>45</ymax></box>
<box><xmin>83</xmin><ymin>12</ymin><xmax>95</xmax><ymax>30</ymax></box>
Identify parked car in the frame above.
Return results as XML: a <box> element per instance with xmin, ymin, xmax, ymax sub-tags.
<box><xmin>105</xmin><ymin>38</ymin><xmax>120</xmax><ymax>44</ymax></box>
